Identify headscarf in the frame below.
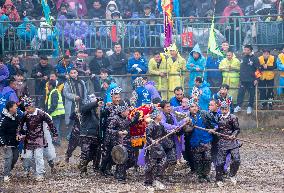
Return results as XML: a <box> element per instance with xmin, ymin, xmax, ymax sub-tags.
<box><xmin>133</xmin><ymin>77</ymin><xmax>144</xmax><ymax>87</ymax></box>
<box><xmin>21</xmin><ymin>95</ymin><xmax>35</xmax><ymax>107</ymax></box>
<box><xmin>188</xmin><ymin>97</ymin><xmax>198</xmax><ymax>107</ymax></box>
<box><xmin>110</xmin><ymin>86</ymin><xmax>122</xmax><ymax>97</ymax></box>
<box><xmin>150</xmin><ymin>107</ymin><xmax>160</xmax><ymax>119</ymax></box>
<box><xmin>220</xmin><ymin>100</ymin><xmax>229</xmax><ymax>109</ymax></box>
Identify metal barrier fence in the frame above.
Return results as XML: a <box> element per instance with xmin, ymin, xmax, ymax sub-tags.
<box><xmin>25</xmin><ymin>69</ymin><xmax>284</xmax><ymax>108</ymax></box>
<box><xmin>1</xmin><ymin>15</ymin><xmax>284</xmax><ymax>55</ymax></box>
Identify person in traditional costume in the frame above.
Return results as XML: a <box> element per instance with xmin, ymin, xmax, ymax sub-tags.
<box><xmin>19</xmin><ymin>97</ymin><xmax>57</xmax><ymax>182</ymax></box>
<box><xmin>187</xmin><ymin>99</ymin><xmax>212</xmax><ymax>182</ymax></box>
<box><xmin>209</xmin><ymin>101</ymin><xmax>241</xmax><ymax>187</ymax></box>
<box><xmin>160</xmin><ymin>100</ymin><xmax>188</xmax><ymax>180</ymax></box>
<box><xmin>105</xmin><ymin>101</ymin><xmax>140</xmax><ymax>182</ymax></box>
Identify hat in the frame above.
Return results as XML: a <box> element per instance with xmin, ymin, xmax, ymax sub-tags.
<box><xmin>150</xmin><ymin>107</ymin><xmax>160</xmax><ymax>119</ymax></box>
<box><xmin>188</xmin><ymin>98</ymin><xmax>198</xmax><ymax>107</ymax></box>
<box><xmin>21</xmin><ymin>96</ymin><xmax>35</xmax><ymax>107</ymax></box>
<box><xmin>168</xmin><ymin>43</ymin><xmax>178</xmax><ymax>51</ymax></box>
<box><xmin>220</xmin><ymin>101</ymin><xmax>229</xmax><ymax>109</ymax></box>
<box><xmin>110</xmin><ymin>86</ymin><xmax>122</xmax><ymax>96</ymax></box>
<box><xmin>133</xmin><ymin>77</ymin><xmax>144</xmax><ymax>87</ymax></box>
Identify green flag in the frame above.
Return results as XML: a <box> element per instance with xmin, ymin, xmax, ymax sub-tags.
<box><xmin>208</xmin><ymin>18</ymin><xmax>223</xmax><ymax>57</ymax></box>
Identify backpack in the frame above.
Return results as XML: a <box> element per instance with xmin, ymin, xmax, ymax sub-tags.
<box><xmin>0</xmin><ymin>90</ymin><xmax>14</xmax><ymax>113</ymax></box>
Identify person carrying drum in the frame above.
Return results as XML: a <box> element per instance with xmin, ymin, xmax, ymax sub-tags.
<box><xmin>105</xmin><ymin>101</ymin><xmax>140</xmax><ymax>182</ymax></box>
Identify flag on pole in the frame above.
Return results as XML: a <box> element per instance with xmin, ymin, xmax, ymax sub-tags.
<box><xmin>162</xmin><ymin>0</ymin><xmax>174</xmax><ymax>47</ymax></box>
<box><xmin>208</xmin><ymin>17</ymin><xmax>223</xmax><ymax>57</ymax></box>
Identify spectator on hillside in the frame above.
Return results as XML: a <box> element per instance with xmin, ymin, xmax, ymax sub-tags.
<box><xmin>186</xmin><ymin>44</ymin><xmax>206</xmax><ymax>95</ymax></box>
<box><xmin>89</xmin><ymin>48</ymin><xmax>110</xmax><ymax>92</ymax></box>
<box><xmin>0</xmin><ymin>0</ymin><xmax>20</xmax><ymax>22</ymax></box>
<box><xmin>45</xmin><ymin>71</ymin><xmax>65</xmax><ymax>105</ymax></box>
<box><xmin>63</xmin><ymin>68</ymin><xmax>87</xmax><ymax>130</ymax></box>
<box><xmin>56</xmin><ymin>55</ymin><xmax>74</xmax><ymax>83</ymax></box>
<box><xmin>167</xmin><ymin>44</ymin><xmax>186</xmax><ymax>98</ymax></box>
<box><xmin>12</xmin><ymin>0</ymin><xmax>34</xmax><ymax>19</ymax></box>
<box><xmin>148</xmin><ymin>52</ymin><xmax>168</xmax><ymax>99</ymax></box>
<box><xmin>108</xmin><ymin>43</ymin><xmax>128</xmax><ymax>86</ymax></box>
<box><xmin>0</xmin><ymin>15</ymin><xmax>12</xmax><ymax>57</ymax></box>
<box><xmin>88</xmin><ymin>0</ymin><xmax>105</xmax><ymax>19</ymax></box>
<box><xmin>69</xmin><ymin>18</ymin><xmax>89</xmax><ymax>42</ymax></box>
<box><xmin>0</xmin><ymin>58</ymin><xmax>9</xmax><ymax>91</ymax></box>
<box><xmin>206</xmin><ymin>54</ymin><xmax>223</xmax><ymax>94</ymax></box>
<box><xmin>100</xmin><ymin>11</ymin><xmax>126</xmax><ymax>45</ymax></box>
<box><xmin>7</xmin><ymin>56</ymin><xmax>27</xmax><ymax>78</ymax></box>
<box><xmin>219</xmin><ymin>50</ymin><xmax>241</xmax><ymax>104</ymax></box>
<box><xmin>277</xmin><ymin>48</ymin><xmax>284</xmax><ymax>95</ymax></box>
<box><xmin>142</xmin><ymin>4</ymin><xmax>155</xmax><ymax>23</ymax></box>
<box><xmin>31</xmin><ymin>56</ymin><xmax>54</xmax><ymax>107</ymax></box>
<box><xmin>234</xmin><ymin>45</ymin><xmax>261</xmax><ymax>114</ymax></box>
<box><xmin>73</xmin><ymin>52</ymin><xmax>90</xmax><ymax>77</ymax></box>
<box><xmin>1</xmin><ymin>78</ymin><xmax>18</xmax><ymax>103</ymax></box>
<box><xmin>127</xmin><ymin>49</ymin><xmax>148</xmax><ymax>81</ymax></box>
<box><xmin>105</xmin><ymin>0</ymin><xmax>119</xmax><ymax>21</ymax></box>
<box><xmin>126</xmin><ymin>12</ymin><xmax>146</xmax><ymax>47</ymax></box>
<box><xmin>57</xmin><ymin>3</ymin><xmax>75</xmax><ymax>19</ymax></box>
<box><xmin>258</xmin><ymin>50</ymin><xmax>276</xmax><ymax>110</ymax></box>
<box><xmin>220</xmin><ymin>0</ymin><xmax>244</xmax><ymax>23</ymax></box>
<box><xmin>16</xmin><ymin>17</ymin><xmax>37</xmax><ymax>47</ymax></box>
<box><xmin>56</xmin><ymin>14</ymin><xmax>71</xmax><ymax>44</ymax></box>
<box><xmin>14</xmin><ymin>71</ymin><xmax>29</xmax><ymax>98</ymax></box>
<box><xmin>169</xmin><ymin>86</ymin><xmax>184</xmax><ymax>107</ymax></box>
<box><xmin>56</xmin><ymin>0</ymin><xmax>87</xmax><ymax>17</ymax></box>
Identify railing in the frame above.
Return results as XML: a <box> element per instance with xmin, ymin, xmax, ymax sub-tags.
<box><xmin>24</xmin><ymin>69</ymin><xmax>284</xmax><ymax>109</ymax></box>
<box><xmin>0</xmin><ymin>15</ymin><xmax>284</xmax><ymax>55</ymax></box>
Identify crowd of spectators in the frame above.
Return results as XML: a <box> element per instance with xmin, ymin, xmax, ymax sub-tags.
<box><xmin>0</xmin><ymin>0</ymin><xmax>283</xmax><ymax>56</ymax></box>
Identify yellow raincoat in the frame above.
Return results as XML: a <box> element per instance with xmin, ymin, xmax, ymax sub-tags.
<box><xmin>219</xmin><ymin>57</ymin><xmax>240</xmax><ymax>103</ymax></box>
<box><xmin>148</xmin><ymin>53</ymin><xmax>168</xmax><ymax>100</ymax></box>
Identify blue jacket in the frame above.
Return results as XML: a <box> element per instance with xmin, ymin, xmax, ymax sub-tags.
<box><xmin>16</xmin><ymin>17</ymin><xmax>37</xmax><ymax>42</ymax></box>
<box><xmin>186</xmin><ymin>44</ymin><xmax>206</xmax><ymax>93</ymax></box>
<box><xmin>56</xmin><ymin>63</ymin><xmax>74</xmax><ymax>77</ymax></box>
<box><xmin>169</xmin><ymin>97</ymin><xmax>182</xmax><ymax>107</ymax></box>
<box><xmin>104</xmin><ymin>82</ymin><xmax>118</xmax><ymax>103</ymax></box>
<box><xmin>189</xmin><ymin>111</ymin><xmax>212</xmax><ymax>148</ymax></box>
<box><xmin>206</xmin><ymin>56</ymin><xmax>223</xmax><ymax>79</ymax></box>
<box><xmin>197</xmin><ymin>81</ymin><xmax>211</xmax><ymax>111</ymax></box>
<box><xmin>127</xmin><ymin>56</ymin><xmax>148</xmax><ymax>80</ymax></box>
<box><xmin>134</xmin><ymin>86</ymin><xmax>151</xmax><ymax>107</ymax></box>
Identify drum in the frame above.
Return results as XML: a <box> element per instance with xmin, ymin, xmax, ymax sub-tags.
<box><xmin>111</xmin><ymin>145</ymin><xmax>128</xmax><ymax>164</ymax></box>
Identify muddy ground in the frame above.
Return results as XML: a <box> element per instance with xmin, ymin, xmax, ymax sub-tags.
<box><xmin>0</xmin><ymin>128</ymin><xmax>283</xmax><ymax>193</ymax></box>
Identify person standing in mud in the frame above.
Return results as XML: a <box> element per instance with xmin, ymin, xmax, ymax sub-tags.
<box><xmin>160</xmin><ymin>100</ymin><xmax>189</xmax><ymax>181</ymax></box>
<box><xmin>100</xmin><ymin>87</ymin><xmax>123</xmax><ymax>175</ymax></box>
<box><xmin>78</xmin><ymin>94</ymin><xmax>104</xmax><ymax>177</ymax></box>
<box><xmin>102</xmin><ymin>101</ymin><xmax>140</xmax><ymax>182</ymax></box>
<box><xmin>187</xmin><ymin>99</ymin><xmax>213</xmax><ymax>183</ymax></box>
<box><xmin>144</xmin><ymin>107</ymin><xmax>168</xmax><ymax>190</ymax></box>
<box><xmin>19</xmin><ymin>97</ymin><xmax>58</xmax><ymax>182</ymax></box>
<box><xmin>208</xmin><ymin>101</ymin><xmax>241</xmax><ymax>187</ymax></box>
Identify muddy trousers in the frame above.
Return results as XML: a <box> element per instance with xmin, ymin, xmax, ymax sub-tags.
<box><xmin>164</xmin><ymin>147</ymin><xmax>177</xmax><ymax>176</ymax></box>
<box><xmin>144</xmin><ymin>155</ymin><xmax>167</xmax><ymax>185</ymax></box>
<box><xmin>79</xmin><ymin>136</ymin><xmax>101</xmax><ymax>174</ymax></box>
<box><xmin>100</xmin><ymin>142</ymin><xmax>114</xmax><ymax>173</ymax></box>
<box><xmin>215</xmin><ymin>147</ymin><xmax>240</xmax><ymax>182</ymax></box>
<box><xmin>65</xmin><ymin>128</ymin><xmax>80</xmax><ymax>159</ymax></box>
<box><xmin>192</xmin><ymin>144</ymin><xmax>212</xmax><ymax>179</ymax></box>
<box><xmin>115</xmin><ymin>149</ymin><xmax>137</xmax><ymax>180</ymax></box>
